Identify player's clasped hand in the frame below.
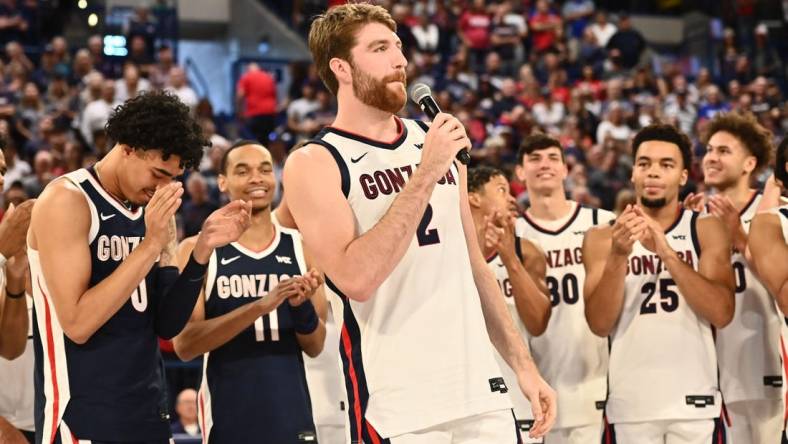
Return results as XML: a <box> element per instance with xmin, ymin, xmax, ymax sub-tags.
<box><xmin>192</xmin><ymin>200</ymin><xmax>253</xmax><ymax>263</ymax></box>
<box><xmin>420</xmin><ymin>112</ymin><xmax>471</xmax><ymax>180</ymax></box>
<box><xmin>611</xmin><ymin>204</ymin><xmax>646</xmax><ymax>256</ymax></box>
<box><xmin>144</xmin><ymin>182</ymin><xmax>184</xmax><ymax>250</ymax></box>
<box><xmin>287</xmin><ymin>269</ymin><xmax>324</xmax><ymax>307</ymax></box>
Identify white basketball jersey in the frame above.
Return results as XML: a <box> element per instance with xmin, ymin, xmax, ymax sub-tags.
<box><xmin>607</xmin><ymin>209</ymin><xmax>721</xmax><ymax>423</ymax></box>
<box><xmin>313</xmin><ymin>118</ymin><xmax>511</xmax><ymax>438</ymax></box>
<box><xmin>716</xmin><ymin>193</ymin><xmax>784</xmax><ymax>403</ymax></box>
<box><xmin>515</xmin><ymin>203</ymin><xmax>614</xmax><ymax>429</ymax></box>
<box><xmin>486</xmin><ymin>247</ymin><xmax>536</xmax><ymax>436</ymax></box>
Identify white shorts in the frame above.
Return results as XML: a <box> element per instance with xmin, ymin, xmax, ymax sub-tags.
<box><xmin>725</xmin><ymin>399</ymin><xmax>783</xmax><ymax>444</ymax></box>
<box><xmin>544</xmin><ymin>422</ymin><xmax>603</xmax><ymax>444</ymax></box>
<box><xmin>386</xmin><ymin>409</ymin><xmax>521</xmax><ymax>444</ymax></box>
<box><xmin>603</xmin><ymin>418</ymin><xmax>725</xmax><ymax>444</ymax></box>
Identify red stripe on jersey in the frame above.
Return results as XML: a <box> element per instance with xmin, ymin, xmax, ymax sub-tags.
<box><xmin>366</xmin><ymin>420</ymin><xmax>382</xmax><ymax>444</ymax></box>
<box><xmin>716</xmin><ymin>419</ymin><xmax>723</xmax><ymax>444</ymax></box>
<box><xmin>199</xmin><ymin>392</ymin><xmax>207</xmax><ymax>444</ymax></box>
<box><xmin>71</xmin><ymin>430</ymin><xmax>79</xmax><ymax>444</ymax></box>
<box><xmin>40</xmin><ymin>277</ymin><xmax>60</xmax><ymax>444</ymax></box>
<box><xmin>781</xmin><ymin>336</ymin><xmax>788</xmax><ymax>422</ymax></box>
<box><xmin>721</xmin><ymin>403</ymin><xmax>731</xmax><ymax>427</ymax></box>
<box><xmin>341</xmin><ymin>325</ymin><xmax>364</xmax><ymax>444</ymax></box>
<box><xmin>604</xmin><ymin>416</ymin><xmax>611</xmax><ymax>444</ymax></box>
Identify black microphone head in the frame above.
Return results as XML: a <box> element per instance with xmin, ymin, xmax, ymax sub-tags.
<box><xmin>410</xmin><ymin>83</ymin><xmax>432</xmax><ymax>105</ymax></box>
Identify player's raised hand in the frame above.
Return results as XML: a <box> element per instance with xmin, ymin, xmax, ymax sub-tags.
<box><xmin>516</xmin><ymin>365</ymin><xmax>557</xmax><ymax>438</ymax></box>
<box><xmin>682</xmin><ymin>192</ymin><xmax>706</xmax><ymax>212</ymax></box>
<box><xmin>632</xmin><ymin>206</ymin><xmax>673</xmax><ymax>257</ymax></box>
<box><xmin>420</xmin><ymin>113</ymin><xmax>470</xmax><ymax>181</ymax></box>
<box><xmin>288</xmin><ymin>269</ymin><xmax>324</xmax><ymax>307</ymax></box>
<box><xmin>192</xmin><ymin>200</ymin><xmax>252</xmax><ymax>263</ymax></box>
<box><xmin>0</xmin><ymin>199</ymin><xmax>35</xmax><ymax>259</ymax></box>
<box><xmin>144</xmin><ymin>182</ymin><xmax>183</xmax><ymax>249</ymax></box>
<box><xmin>263</xmin><ymin>278</ymin><xmax>306</xmax><ymax>308</ymax></box>
<box><xmin>610</xmin><ymin>205</ymin><xmax>644</xmax><ymax>256</ymax></box>
<box><xmin>492</xmin><ymin>210</ymin><xmax>517</xmax><ymax>259</ymax></box>
<box><xmin>708</xmin><ymin>194</ymin><xmax>746</xmax><ymax>252</ymax></box>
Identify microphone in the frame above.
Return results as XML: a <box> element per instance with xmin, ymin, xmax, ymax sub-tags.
<box><xmin>409</xmin><ymin>83</ymin><xmax>471</xmax><ymax>165</ymax></box>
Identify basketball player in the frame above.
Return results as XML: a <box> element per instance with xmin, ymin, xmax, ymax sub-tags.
<box><xmin>468</xmin><ymin>165</ymin><xmax>551</xmax><ymax>443</ymax></box>
<box><xmin>277</xmin><ymin>3</ymin><xmax>556</xmax><ymax>443</ymax></box>
<box><xmin>172</xmin><ymin>140</ymin><xmax>327</xmax><ymax>443</ymax></box>
<box><xmin>584</xmin><ymin>123</ymin><xmax>735</xmax><ymax>443</ymax></box>
<box><xmin>684</xmin><ymin>112</ymin><xmax>782</xmax><ymax>443</ymax></box>
<box><xmin>27</xmin><ymin>92</ymin><xmax>252</xmax><ymax>444</ymax></box>
<box><xmin>0</xmin><ymin>145</ymin><xmax>35</xmax><ymax>442</ymax></box>
<box><xmin>749</xmin><ymin>137</ymin><xmax>788</xmax><ymax>315</ymax></box>
<box><xmin>514</xmin><ymin>133</ymin><xmax>615</xmax><ymax>444</ymax></box>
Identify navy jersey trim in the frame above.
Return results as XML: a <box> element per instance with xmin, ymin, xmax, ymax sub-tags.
<box><xmin>514</xmin><ymin>236</ymin><xmax>524</xmax><ymax>262</ymax></box>
<box><xmin>414</xmin><ymin>119</ymin><xmax>429</xmax><ymax>133</ymax></box>
<box><xmin>779</xmin><ymin>208</ymin><xmax>788</xmax><ymax>219</ymax></box>
<box><xmin>738</xmin><ymin>191</ymin><xmax>759</xmax><ymax>216</ymax></box>
<box><xmin>521</xmin><ymin>203</ymin><xmax>582</xmax><ymax>235</ymax></box>
<box><xmin>324</xmin><ymin>116</ymin><xmax>407</xmax><ymax>150</ymax></box>
<box><xmin>592</xmin><ymin>208</ymin><xmax>599</xmax><ymax>225</ymax></box>
<box><xmin>690</xmin><ymin>211</ymin><xmax>702</xmax><ymax>258</ymax></box>
<box><xmin>308</xmin><ymin>137</ymin><xmax>350</xmax><ymax>198</ymax></box>
<box><xmin>663</xmin><ymin>208</ymin><xmax>685</xmax><ymax>235</ymax></box>
<box><xmin>325</xmin><ymin>278</ymin><xmax>391</xmax><ymax>444</ymax></box>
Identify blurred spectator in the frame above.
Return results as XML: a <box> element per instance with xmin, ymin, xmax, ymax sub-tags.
<box><xmin>596</xmin><ymin>101</ymin><xmax>631</xmax><ymax>146</ymax></box>
<box><xmin>115</xmin><ymin>63</ymin><xmax>151</xmax><ymax>103</ymax></box>
<box><xmin>3</xmin><ymin>179</ymin><xmax>27</xmax><ymax>208</ymax></box>
<box><xmin>87</xmin><ymin>34</ymin><xmax>118</xmax><ymax>79</ymax></box>
<box><xmin>21</xmin><ymin>149</ymin><xmax>53</xmax><ymax>197</ymax></box>
<box><xmin>181</xmin><ymin>172</ymin><xmax>217</xmax><ymax>238</ymax></box>
<box><xmin>410</xmin><ymin>12</ymin><xmax>440</xmax><ymax>67</ymax></box>
<box><xmin>80</xmin><ymin>79</ymin><xmax>117</xmax><ymax>147</ymax></box>
<box><xmin>664</xmin><ymin>89</ymin><xmax>697</xmax><ymax>135</ymax></box>
<box><xmin>4</xmin><ymin>41</ymin><xmax>31</xmax><ymax>73</ymax></box>
<box><xmin>14</xmin><ymin>81</ymin><xmax>44</xmax><ymax>145</ymax></box>
<box><xmin>490</xmin><ymin>0</ymin><xmax>527</xmax><ymax>74</ymax></box>
<box><xmin>287</xmin><ymin>82</ymin><xmax>320</xmax><ymax>142</ymax></box>
<box><xmin>588</xmin><ymin>11</ymin><xmax>616</xmax><ymax>47</ymax></box>
<box><xmin>532</xmin><ymin>87</ymin><xmax>566</xmax><ymax>133</ymax></box>
<box><xmin>70</xmin><ymin>48</ymin><xmax>93</xmax><ymax>86</ymax></box>
<box><xmin>171</xmin><ymin>388</ymin><xmax>200</xmax><ymax>437</ymax></box>
<box><xmin>236</xmin><ymin>62</ymin><xmax>277</xmax><ymax>144</ymax></box>
<box><xmin>697</xmin><ymin>85</ymin><xmax>730</xmax><ymax>121</ymax></box>
<box><xmin>50</xmin><ymin>36</ymin><xmax>70</xmax><ymax>77</ymax></box>
<box><xmin>150</xmin><ymin>45</ymin><xmax>175</xmax><ymax>89</ymax></box>
<box><xmin>562</xmin><ymin>0</ymin><xmax>595</xmax><ymax>40</ymax></box>
<box><xmin>126</xmin><ymin>35</ymin><xmax>154</xmax><ymax>76</ymax></box>
<box><xmin>125</xmin><ymin>5</ymin><xmax>157</xmax><ymax>59</ymax></box>
<box><xmin>1</xmin><ymin>143</ymin><xmax>28</xmax><ymax>191</ymax></box>
<box><xmin>165</xmin><ymin>67</ymin><xmax>198</xmax><ymax>113</ymax></box>
<box><xmin>457</xmin><ymin>0</ymin><xmax>491</xmax><ymax>72</ymax></box>
<box><xmin>605</xmin><ymin>14</ymin><xmax>645</xmax><ymax>69</ymax></box>
<box><xmin>529</xmin><ymin>0</ymin><xmax>562</xmax><ymax>55</ymax></box>
<box><xmin>0</xmin><ymin>0</ymin><xmax>28</xmax><ymax>45</ymax></box>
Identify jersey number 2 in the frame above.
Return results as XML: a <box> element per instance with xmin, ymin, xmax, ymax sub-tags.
<box><xmin>417</xmin><ymin>204</ymin><xmax>440</xmax><ymax>246</ymax></box>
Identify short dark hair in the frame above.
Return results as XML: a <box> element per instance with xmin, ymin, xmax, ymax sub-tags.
<box><xmin>467</xmin><ymin>165</ymin><xmax>504</xmax><ymax>193</ymax></box>
<box><xmin>632</xmin><ymin>123</ymin><xmax>692</xmax><ymax>170</ymax></box>
<box><xmin>776</xmin><ymin>137</ymin><xmax>788</xmax><ymax>185</ymax></box>
<box><xmin>516</xmin><ymin>133</ymin><xmax>563</xmax><ymax>165</ymax></box>
<box><xmin>220</xmin><ymin>139</ymin><xmax>265</xmax><ymax>174</ymax></box>
<box><xmin>105</xmin><ymin>91</ymin><xmax>207</xmax><ymax>170</ymax></box>
<box><xmin>704</xmin><ymin>112</ymin><xmax>772</xmax><ymax>172</ymax></box>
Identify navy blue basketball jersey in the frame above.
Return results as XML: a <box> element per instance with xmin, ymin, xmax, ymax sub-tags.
<box><xmin>30</xmin><ymin>167</ymin><xmax>170</xmax><ymax>443</ymax></box>
<box><xmin>198</xmin><ymin>225</ymin><xmax>317</xmax><ymax>443</ymax></box>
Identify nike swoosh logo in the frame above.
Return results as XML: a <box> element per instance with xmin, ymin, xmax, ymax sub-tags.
<box><xmin>350</xmin><ymin>152</ymin><xmax>369</xmax><ymax>163</ymax></box>
<box><xmin>415</xmin><ymin>143</ymin><xmax>423</xmax><ymax>149</ymax></box>
<box><xmin>497</xmin><ymin>263</ymin><xmax>506</xmax><ymax>268</ymax></box>
<box><xmin>221</xmin><ymin>256</ymin><xmax>241</xmax><ymax>265</ymax></box>
<box><xmin>100</xmin><ymin>213</ymin><xmax>115</xmax><ymax>221</ymax></box>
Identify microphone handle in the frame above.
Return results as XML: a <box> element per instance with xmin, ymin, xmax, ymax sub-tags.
<box><xmin>418</xmin><ymin>98</ymin><xmax>471</xmax><ymax>165</ymax></box>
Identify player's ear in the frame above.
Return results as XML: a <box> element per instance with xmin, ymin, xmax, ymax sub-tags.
<box><xmin>217</xmin><ymin>174</ymin><xmax>227</xmax><ymax>193</ymax></box>
<box><xmin>468</xmin><ymin>192</ymin><xmax>482</xmax><ymax>209</ymax></box>
<box><xmin>680</xmin><ymin>168</ymin><xmax>688</xmax><ymax>187</ymax></box>
<box><xmin>330</xmin><ymin>57</ymin><xmax>352</xmax><ymax>87</ymax></box>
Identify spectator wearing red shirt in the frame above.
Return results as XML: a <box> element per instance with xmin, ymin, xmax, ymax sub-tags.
<box><xmin>529</xmin><ymin>0</ymin><xmax>562</xmax><ymax>54</ymax></box>
<box><xmin>236</xmin><ymin>62</ymin><xmax>278</xmax><ymax>144</ymax></box>
<box><xmin>458</xmin><ymin>0</ymin><xmax>492</xmax><ymax>72</ymax></box>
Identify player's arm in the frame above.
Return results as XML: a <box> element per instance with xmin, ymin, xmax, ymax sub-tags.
<box><xmin>458</xmin><ymin>164</ymin><xmax>556</xmax><ymax>437</ymax></box>
<box><xmin>283</xmin><ymin>114</ymin><xmax>467</xmax><ymax>301</ymax></box>
<box><xmin>0</xmin><ymin>200</ymin><xmax>33</xmax><ymax>359</ymax></box>
<box><xmin>30</xmin><ymin>181</ymin><xmax>179</xmax><ymax>345</ymax></box>
<box><xmin>660</xmin><ymin>216</ymin><xmax>735</xmax><ymax>328</ymax></box>
<box><xmin>583</xmin><ymin>224</ymin><xmax>627</xmax><ymax>337</ymax></box>
<box><xmin>292</xmin><ymin>250</ymin><xmax>328</xmax><ymax>358</ymax></box>
<box><xmin>505</xmin><ymin>237</ymin><xmax>551</xmax><ymax>336</ymax></box>
<box><xmin>749</xmin><ymin>213</ymin><xmax>788</xmax><ymax>313</ymax></box>
<box><xmin>171</xmin><ymin>237</ymin><xmax>300</xmax><ymax>361</ymax></box>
